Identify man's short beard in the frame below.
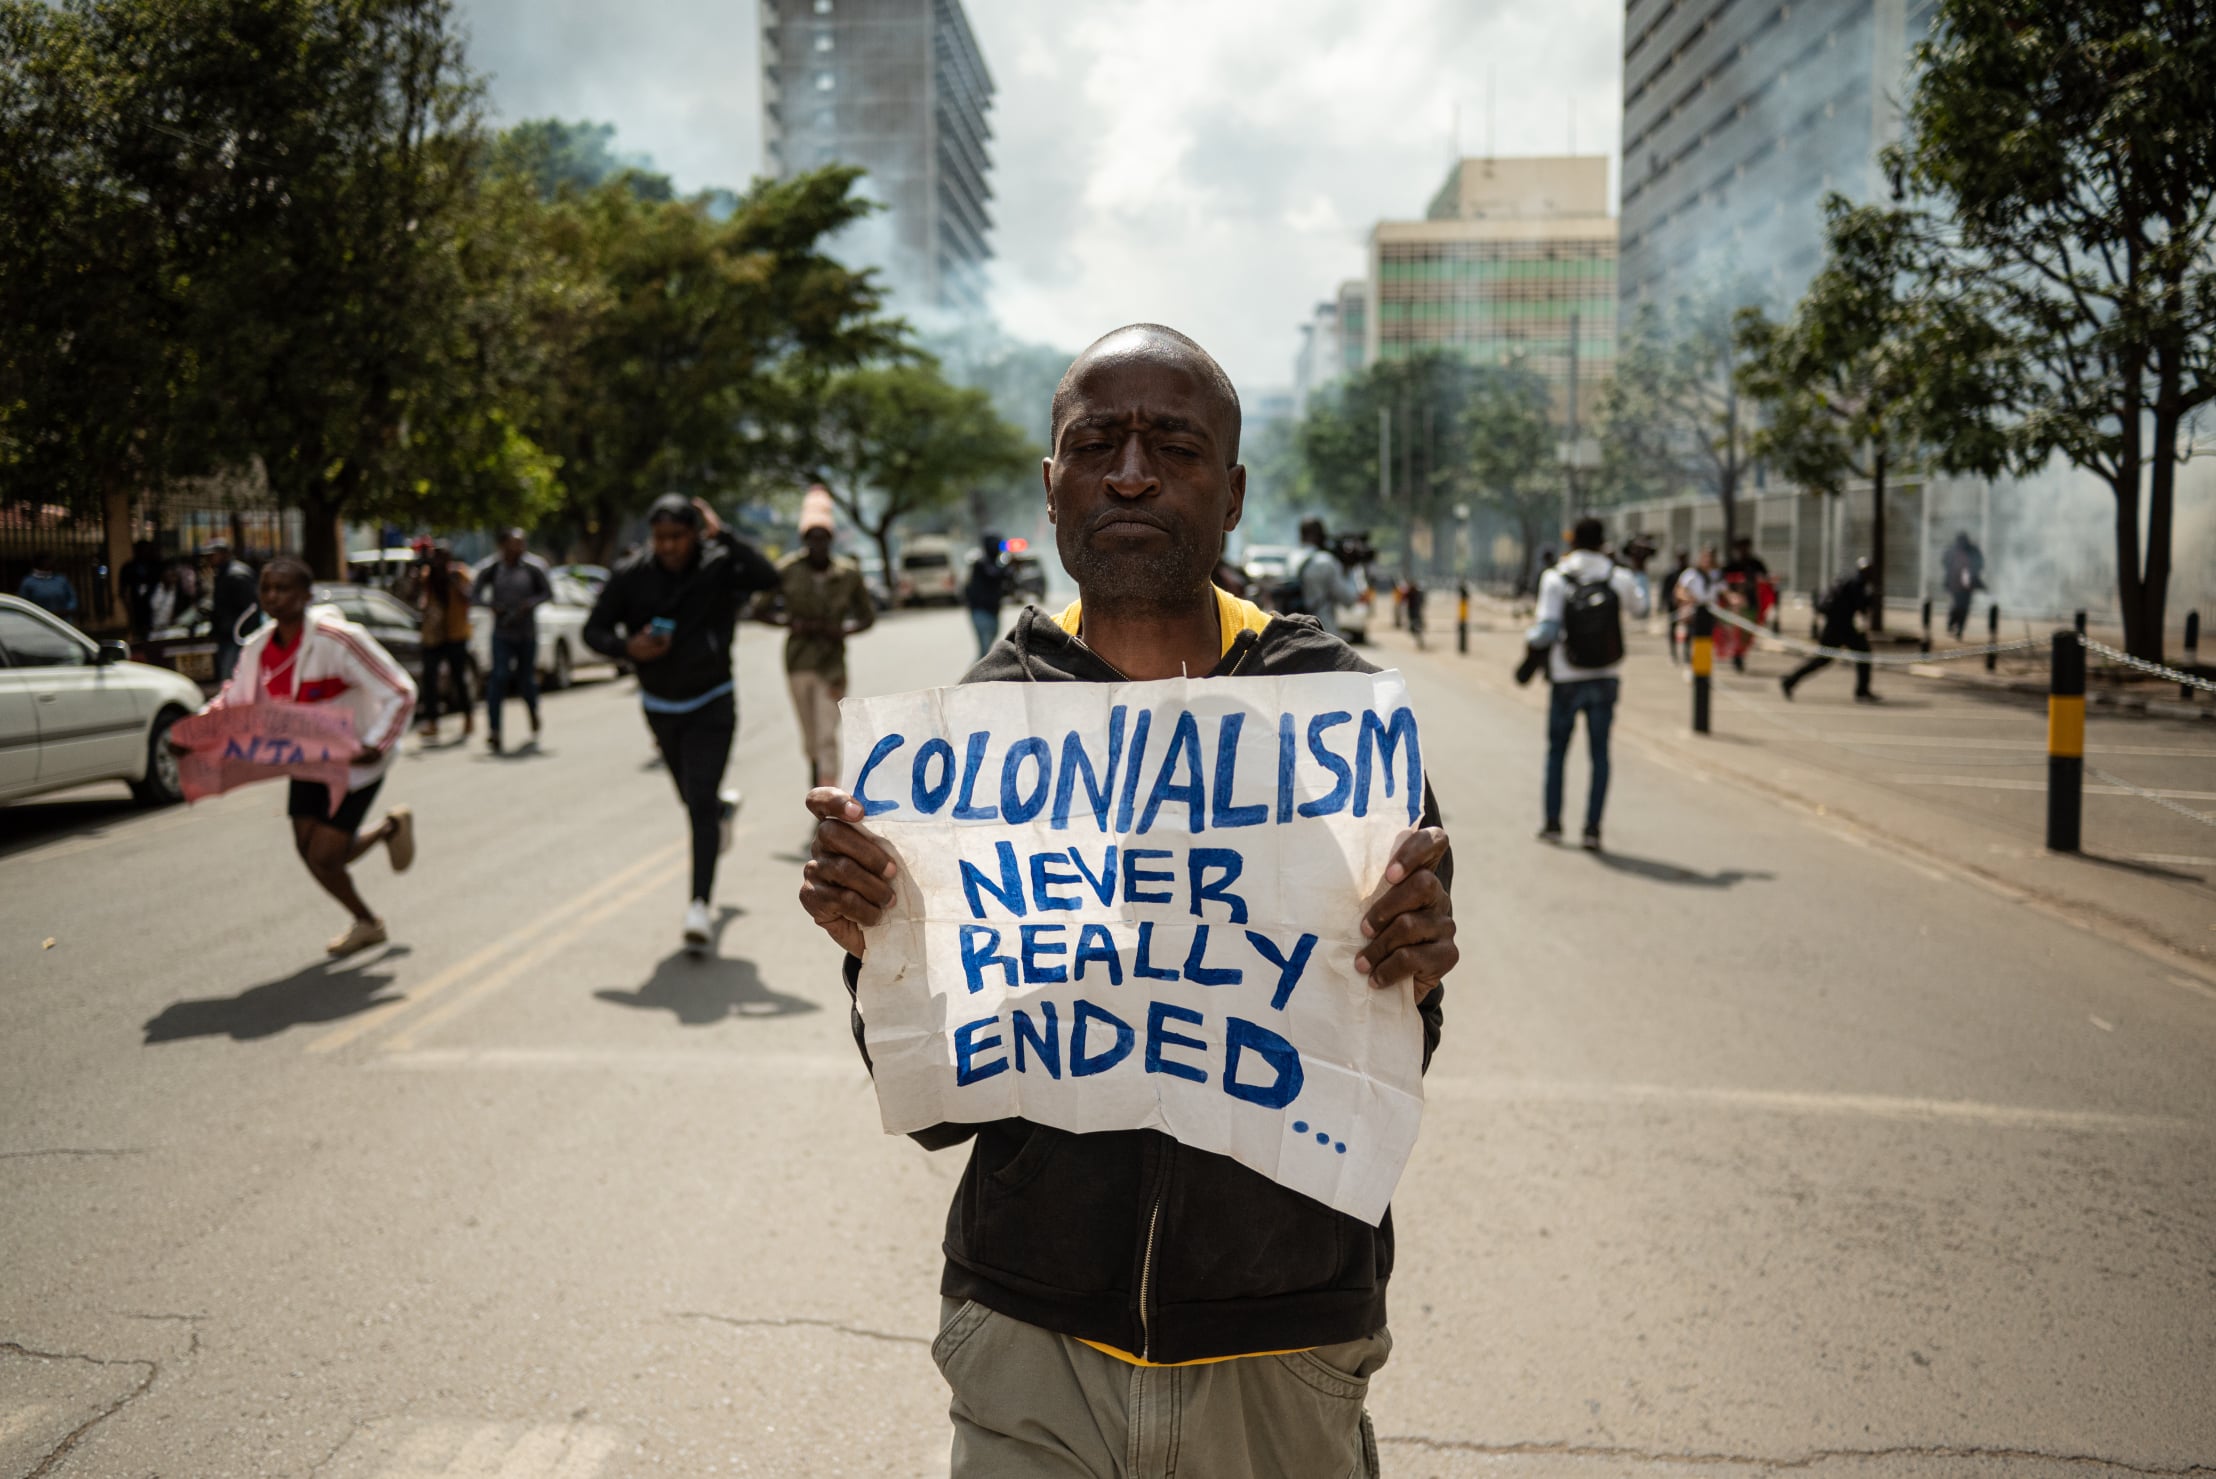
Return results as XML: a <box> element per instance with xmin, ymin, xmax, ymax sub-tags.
<box><xmin>1065</xmin><ymin>528</ymin><xmax>1213</xmax><ymax>618</ymax></box>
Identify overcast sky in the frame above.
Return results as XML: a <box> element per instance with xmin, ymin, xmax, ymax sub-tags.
<box><xmin>452</xmin><ymin>0</ymin><xmax>1624</xmax><ymax>391</ymax></box>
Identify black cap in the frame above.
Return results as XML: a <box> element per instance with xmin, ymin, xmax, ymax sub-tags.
<box><xmin>647</xmin><ymin>493</ymin><xmax>700</xmax><ymax>528</ymax></box>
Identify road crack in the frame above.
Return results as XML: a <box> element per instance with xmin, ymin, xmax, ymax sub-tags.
<box><xmin>1378</xmin><ymin>1433</ymin><xmax>2216</xmax><ymax>1475</ymax></box>
<box><xmin>671</xmin><ymin>1310</ymin><xmax>928</xmax><ymax>1346</ymax></box>
<box><xmin>0</xmin><ymin>1341</ymin><xmax>160</xmax><ymax>1479</ymax></box>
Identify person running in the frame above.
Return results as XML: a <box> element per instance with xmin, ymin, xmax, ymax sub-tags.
<box><xmin>470</xmin><ymin>528</ymin><xmax>551</xmax><ymax>754</ymax></box>
<box><xmin>585</xmin><ymin>495</ymin><xmax>780</xmax><ymax>952</ymax></box>
<box><xmin>1782</xmin><ymin>558</ymin><xmax>1882</xmax><ymax>703</ymax></box>
<box><xmin>758</xmin><ymin>487</ymin><xmax>876</xmax><ymax>788</ymax></box>
<box><xmin>799</xmin><ymin>324</ymin><xmax>1458</xmax><ymax>1479</ymax></box>
<box><xmin>963</xmin><ymin>532</ymin><xmax>1013</xmax><ymax>656</ymax></box>
<box><xmin>1943</xmin><ymin>531</ymin><xmax>1986</xmax><ymax>639</ymax></box>
<box><xmin>204</xmin><ymin>539</ymin><xmax>260</xmax><ymax>683</ymax></box>
<box><xmin>414</xmin><ymin>543</ymin><xmax>474</xmax><ymax>745</ymax></box>
<box><xmin>185</xmin><ymin>556</ymin><xmax>418</xmax><ymax>956</ymax></box>
<box><xmin>1532</xmin><ymin>517</ymin><xmax>1650</xmax><ymax>850</ymax></box>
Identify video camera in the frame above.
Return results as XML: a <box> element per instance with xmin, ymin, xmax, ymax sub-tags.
<box><xmin>1616</xmin><ymin>532</ymin><xmax>1658</xmax><ymax>571</ymax></box>
<box><xmin>1329</xmin><ymin>530</ymin><xmax>1377</xmax><ymax>573</ymax></box>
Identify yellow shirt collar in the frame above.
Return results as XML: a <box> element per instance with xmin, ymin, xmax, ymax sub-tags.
<box><xmin>1051</xmin><ymin>585</ymin><xmax>1272</xmax><ymax>660</ymax></box>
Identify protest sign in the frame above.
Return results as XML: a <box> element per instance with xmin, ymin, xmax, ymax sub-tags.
<box><xmin>171</xmin><ymin>701</ymin><xmax>357</xmax><ymax>812</ymax></box>
<box><xmin>841</xmin><ymin>670</ymin><xmax>1427</xmax><ymax>1225</ymax></box>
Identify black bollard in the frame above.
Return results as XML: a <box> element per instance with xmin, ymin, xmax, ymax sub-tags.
<box><xmin>1690</xmin><ymin>606</ymin><xmax>1714</xmax><ymax>734</ymax></box>
<box><xmin>1771</xmin><ymin>598</ymin><xmax>1782</xmax><ymax>636</ymax></box>
<box><xmin>1987</xmin><ymin>604</ymin><xmax>2000</xmax><ymax>672</ymax></box>
<box><xmin>2185</xmin><ymin>611</ymin><xmax>2201</xmax><ymax>701</ymax></box>
<box><xmin>2047</xmin><ymin>630</ymin><xmax>2084</xmax><ymax>853</ymax></box>
<box><xmin>1456</xmin><ymin>580</ymin><xmax>1470</xmax><ymax>655</ymax></box>
<box><xmin>2074</xmin><ymin>609</ymin><xmax>2087</xmax><ymax>636</ymax></box>
<box><xmin>1921</xmin><ymin>597</ymin><xmax>1932</xmax><ymax>655</ymax></box>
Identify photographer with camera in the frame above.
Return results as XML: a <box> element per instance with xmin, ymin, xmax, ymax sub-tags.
<box><xmin>1293</xmin><ymin>516</ymin><xmax>1366</xmax><ymax>639</ymax></box>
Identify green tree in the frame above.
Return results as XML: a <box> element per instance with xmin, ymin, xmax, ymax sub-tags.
<box><xmin>812</xmin><ymin>362</ymin><xmax>1038</xmax><ymax>599</ymax></box>
<box><xmin>1895</xmin><ymin>0</ymin><xmax>2216</xmax><ymax>661</ymax></box>
<box><xmin>526</xmin><ymin>164</ymin><xmax>904</xmax><ymax>560</ymax></box>
<box><xmin>1596</xmin><ymin>288</ymin><xmax>1759</xmax><ymax>543</ymax></box>
<box><xmin>1295</xmin><ymin>352</ymin><xmax>1482</xmax><ymax>569</ymax></box>
<box><xmin>1463</xmin><ymin>365</ymin><xmax>1559</xmax><ymax>592</ymax></box>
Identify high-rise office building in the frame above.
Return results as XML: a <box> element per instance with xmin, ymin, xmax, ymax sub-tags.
<box><xmin>1617</xmin><ymin>0</ymin><xmax>1934</xmax><ymax>315</ymax></box>
<box><xmin>761</xmin><ymin>0</ymin><xmax>995</xmax><ymax>314</ymax></box>
<box><xmin>1365</xmin><ymin>156</ymin><xmax>1617</xmax><ymax>422</ymax></box>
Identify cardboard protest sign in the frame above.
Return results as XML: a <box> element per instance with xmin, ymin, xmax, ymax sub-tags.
<box><xmin>842</xmin><ymin>671</ymin><xmax>1427</xmax><ymax>1225</ymax></box>
<box><xmin>170</xmin><ymin>701</ymin><xmax>357</xmax><ymax>812</ymax></box>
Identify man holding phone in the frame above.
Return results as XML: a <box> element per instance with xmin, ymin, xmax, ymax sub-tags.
<box><xmin>586</xmin><ymin>494</ymin><xmax>781</xmax><ymax>950</ymax></box>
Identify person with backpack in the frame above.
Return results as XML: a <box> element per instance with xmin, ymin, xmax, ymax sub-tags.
<box><xmin>1532</xmin><ymin>517</ymin><xmax>1649</xmax><ymax>850</ymax></box>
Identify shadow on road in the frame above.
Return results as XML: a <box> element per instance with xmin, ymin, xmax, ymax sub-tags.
<box><xmin>1589</xmin><ymin>851</ymin><xmax>1774</xmax><ymax>889</ymax></box>
<box><xmin>142</xmin><ymin>946</ymin><xmax>413</xmax><ymax>1044</ymax></box>
<box><xmin>0</xmin><ymin>792</ymin><xmax>142</xmax><ymax>859</ymax></box>
<box><xmin>593</xmin><ymin>909</ymin><xmax>817</xmax><ymax>1025</ymax></box>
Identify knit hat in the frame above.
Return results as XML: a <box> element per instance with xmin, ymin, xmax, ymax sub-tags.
<box><xmin>798</xmin><ymin>484</ymin><xmax>837</xmax><ymax>536</ymax></box>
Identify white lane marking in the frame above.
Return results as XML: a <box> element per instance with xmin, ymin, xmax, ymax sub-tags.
<box><xmin>2089</xmin><ymin>1015</ymin><xmax>2116</xmax><ymax>1032</ymax></box>
<box><xmin>308</xmin><ymin>841</ymin><xmax>683</xmax><ymax>1055</ymax></box>
<box><xmin>1420</xmin><ymin>1076</ymin><xmax>2204</xmax><ymax>1135</ymax></box>
<box><xmin>378</xmin><ymin>855</ymin><xmax>688</xmax><ymax>1051</ymax></box>
<box><xmin>1890</xmin><ymin>775</ymin><xmax>2216</xmax><ymax>800</ymax></box>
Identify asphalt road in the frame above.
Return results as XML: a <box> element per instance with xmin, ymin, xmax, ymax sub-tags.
<box><xmin>3</xmin><ymin>606</ymin><xmax>2211</xmax><ymax>1479</ymax></box>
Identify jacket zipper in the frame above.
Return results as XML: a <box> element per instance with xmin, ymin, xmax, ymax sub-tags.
<box><xmin>1138</xmin><ymin>1151</ymin><xmax>1168</xmax><ymax>1359</ymax></box>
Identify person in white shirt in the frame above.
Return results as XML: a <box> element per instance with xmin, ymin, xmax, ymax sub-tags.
<box><xmin>1531</xmin><ymin>518</ymin><xmax>1651</xmax><ymax>850</ymax></box>
<box><xmin>1295</xmin><ymin>518</ymin><xmax>1363</xmax><ymax>638</ymax></box>
<box><xmin>1672</xmin><ymin>544</ymin><xmax>1725</xmax><ymax>636</ymax></box>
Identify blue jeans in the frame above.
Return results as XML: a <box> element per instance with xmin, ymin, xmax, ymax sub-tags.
<box><xmin>486</xmin><ymin>631</ymin><xmax>540</xmax><ymax>737</ymax></box>
<box><xmin>970</xmin><ymin>606</ymin><xmax>1001</xmax><ymax>656</ymax></box>
<box><xmin>1544</xmin><ymin>677</ymin><xmax>1618</xmax><ymax>833</ymax></box>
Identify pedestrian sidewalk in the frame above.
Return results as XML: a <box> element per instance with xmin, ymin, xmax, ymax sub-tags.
<box><xmin>1378</xmin><ymin>600</ymin><xmax>2216</xmax><ymax>979</ymax></box>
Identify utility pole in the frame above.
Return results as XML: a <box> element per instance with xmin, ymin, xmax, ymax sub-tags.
<box><xmin>1562</xmin><ymin>310</ymin><xmax>1581</xmax><ymax>540</ymax></box>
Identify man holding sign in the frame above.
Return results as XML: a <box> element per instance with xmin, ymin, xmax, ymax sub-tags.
<box><xmin>801</xmin><ymin>325</ymin><xmax>1456</xmax><ymax>1478</ymax></box>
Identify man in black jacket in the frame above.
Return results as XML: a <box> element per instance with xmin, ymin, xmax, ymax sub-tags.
<box><xmin>586</xmin><ymin>495</ymin><xmax>780</xmax><ymax>951</ymax></box>
<box><xmin>798</xmin><ymin>325</ymin><xmax>1457</xmax><ymax>1478</ymax></box>
<box><xmin>203</xmin><ymin>538</ymin><xmax>260</xmax><ymax>683</ymax></box>
<box><xmin>1781</xmin><ymin>558</ymin><xmax>1881</xmax><ymax>703</ymax></box>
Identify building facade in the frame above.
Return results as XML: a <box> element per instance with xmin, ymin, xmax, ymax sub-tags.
<box><xmin>761</xmin><ymin>0</ymin><xmax>995</xmax><ymax>314</ymax></box>
<box><xmin>1366</xmin><ymin>156</ymin><xmax>1617</xmax><ymax>423</ymax></box>
<box><xmin>1617</xmin><ymin>0</ymin><xmax>1935</xmax><ymax>316</ymax></box>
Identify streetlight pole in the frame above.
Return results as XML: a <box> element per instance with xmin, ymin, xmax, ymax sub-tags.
<box><xmin>1562</xmin><ymin>310</ymin><xmax>1580</xmax><ymax>540</ymax></box>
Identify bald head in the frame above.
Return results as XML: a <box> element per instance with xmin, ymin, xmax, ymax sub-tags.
<box><xmin>1051</xmin><ymin>324</ymin><xmax>1242</xmax><ymax>465</ymax></box>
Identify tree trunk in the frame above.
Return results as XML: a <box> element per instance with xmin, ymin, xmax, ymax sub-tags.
<box><xmin>1867</xmin><ymin>446</ymin><xmax>1887</xmax><ymax>633</ymax></box>
<box><xmin>2138</xmin><ymin>373</ymin><xmax>2182</xmax><ymax>665</ymax></box>
<box><xmin>1721</xmin><ymin>378</ymin><xmax>1740</xmax><ymax>550</ymax></box>
<box><xmin>301</xmin><ymin>494</ymin><xmax>346</xmax><ymax>580</ymax></box>
<box><xmin>871</xmin><ymin>522</ymin><xmax>901</xmax><ymax>609</ymax></box>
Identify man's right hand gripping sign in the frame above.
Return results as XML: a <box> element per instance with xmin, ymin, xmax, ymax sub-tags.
<box><xmin>797</xmin><ymin>324</ymin><xmax>1454</xmax><ymax>1479</ymax></box>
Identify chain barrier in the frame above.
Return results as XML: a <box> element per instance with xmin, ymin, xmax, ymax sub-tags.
<box><xmin>1700</xmin><ymin>603</ymin><xmax>2045</xmax><ymax>667</ymax></box>
<box><xmin>1707</xmin><ymin>679</ymin><xmax>2050</xmax><ymax>768</ymax></box>
<box><xmin>2086</xmin><ymin>764</ymin><xmax>2216</xmax><ymax>831</ymax></box>
<box><xmin>2081</xmin><ymin>639</ymin><xmax>2216</xmax><ymax>696</ymax></box>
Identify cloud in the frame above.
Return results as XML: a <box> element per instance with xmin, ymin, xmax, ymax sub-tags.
<box><xmin>450</xmin><ymin>0</ymin><xmax>1625</xmax><ymax>388</ymax></box>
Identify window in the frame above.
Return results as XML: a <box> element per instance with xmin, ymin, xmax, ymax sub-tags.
<box><xmin>812</xmin><ymin>0</ymin><xmax>833</xmax><ymax>11</ymax></box>
<box><xmin>814</xmin><ymin>32</ymin><xmax>833</xmax><ymax>51</ymax></box>
<box><xmin>0</xmin><ymin>607</ymin><xmax>88</xmax><ymax>668</ymax></box>
<box><xmin>815</xmin><ymin>71</ymin><xmax>835</xmax><ymax>91</ymax></box>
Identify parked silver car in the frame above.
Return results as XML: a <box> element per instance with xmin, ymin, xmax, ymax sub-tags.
<box><xmin>0</xmin><ymin>595</ymin><xmax>206</xmax><ymax>807</ymax></box>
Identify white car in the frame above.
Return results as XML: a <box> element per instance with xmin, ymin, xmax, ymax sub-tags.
<box><xmin>466</xmin><ymin>569</ymin><xmax>618</xmax><ymax>691</ymax></box>
<box><xmin>0</xmin><ymin>594</ymin><xmax>206</xmax><ymax>807</ymax></box>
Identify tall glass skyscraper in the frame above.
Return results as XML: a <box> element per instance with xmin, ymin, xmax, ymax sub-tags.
<box><xmin>762</xmin><ymin>0</ymin><xmax>995</xmax><ymax>314</ymax></box>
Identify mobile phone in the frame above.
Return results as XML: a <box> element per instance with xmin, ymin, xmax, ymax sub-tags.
<box><xmin>648</xmin><ymin>617</ymin><xmax>676</xmax><ymax>638</ymax></box>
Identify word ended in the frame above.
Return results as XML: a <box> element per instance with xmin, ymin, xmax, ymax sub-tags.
<box><xmin>953</xmin><ymin>998</ymin><xmax>1308</xmax><ymax>1115</ymax></box>
<box><xmin>849</xmin><ymin>702</ymin><xmax>1423</xmax><ymax>831</ymax></box>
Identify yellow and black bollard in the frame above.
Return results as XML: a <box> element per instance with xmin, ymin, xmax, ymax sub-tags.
<box><xmin>2184</xmin><ymin>611</ymin><xmax>2200</xmax><ymax>702</ymax></box>
<box><xmin>2046</xmin><ymin>630</ymin><xmax>2084</xmax><ymax>853</ymax></box>
<box><xmin>1690</xmin><ymin>606</ymin><xmax>1714</xmax><ymax>734</ymax></box>
<box><xmin>1456</xmin><ymin>580</ymin><xmax>1470</xmax><ymax>655</ymax></box>
<box><xmin>1986</xmin><ymin>604</ymin><xmax>2000</xmax><ymax>672</ymax></box>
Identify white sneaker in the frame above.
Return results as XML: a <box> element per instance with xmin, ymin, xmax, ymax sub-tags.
<box><xmin>717</xmin><ymin>789</ymin><xmax>743</xmax><ymax>855</ymax></box>
<box><xmin>683</xmin><ymin>898</ymin><xmax>712</xmax><ymax>953</ymax></box>
<box><xmin>328</xmin><ymin>917</ymin><xmax>388</xmax><ymax>957</ymax></box>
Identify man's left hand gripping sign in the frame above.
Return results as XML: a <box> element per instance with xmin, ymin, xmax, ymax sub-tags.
<box><xmin>830</xmin><ymin>670</ymin><xmax>1430</xmax><ymax>1225</ymax></box>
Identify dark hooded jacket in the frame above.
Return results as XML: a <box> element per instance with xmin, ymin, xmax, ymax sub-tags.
<box><xmin>583</xmin><ymin>530</ymin><xmax>780</xmax><ymax>703</ymax></box>
<box><xmin>841</xmin><ymin>603</ymin><xmax>1449</xmax><ymax>1364</ymax></box>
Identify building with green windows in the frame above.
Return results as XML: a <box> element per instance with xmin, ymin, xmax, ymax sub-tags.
<box><xmin>1365</xmin><ymin>156</ymin><xmax>1616</xmax><ymax>423</ymax></box>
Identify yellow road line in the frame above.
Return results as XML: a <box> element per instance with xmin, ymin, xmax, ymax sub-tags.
<box><xmin>306</xmin><ymin>841</ymin><xmax>683</xmax><ymax>1056</ymax></box>
<box><xmin>380</xmin><ymin>855</ymin><xmax>688</xmax><ymax>1052</ymax></box>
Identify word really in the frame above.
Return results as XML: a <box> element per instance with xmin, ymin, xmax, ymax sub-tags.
<box><xmin>849</xmin><ymin>703</ymin><xmax>1422</xmax><ymax>831</ymax></box>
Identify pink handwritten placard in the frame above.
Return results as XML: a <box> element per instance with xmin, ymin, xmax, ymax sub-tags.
<box><xmin>171</xmin><ymin>702</ymin><xmax>358</xmax><ymax>811</ymax></box>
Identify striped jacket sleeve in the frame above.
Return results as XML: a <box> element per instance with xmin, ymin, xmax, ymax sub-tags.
<box><xmin>329</xmin><ymin>623</ymin><xmax>418</xmax><ymax>752</ymax></box>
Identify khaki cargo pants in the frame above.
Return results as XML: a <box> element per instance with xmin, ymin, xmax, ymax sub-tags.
<box><xmin>933</xmin><ymin>1298</ymin><xmax>1389</xmax><ymax>1479</ymax></box>
<box><xmin>787</xmin><ymin>669</ymin><xmax>844</xmax><ymax>786</ymax></box>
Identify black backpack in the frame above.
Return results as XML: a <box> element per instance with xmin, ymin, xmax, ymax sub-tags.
<box><xmin>1560</xmin><ymin>570</ymin><xmax>1624</xmax><ymax>668</ymax></box>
